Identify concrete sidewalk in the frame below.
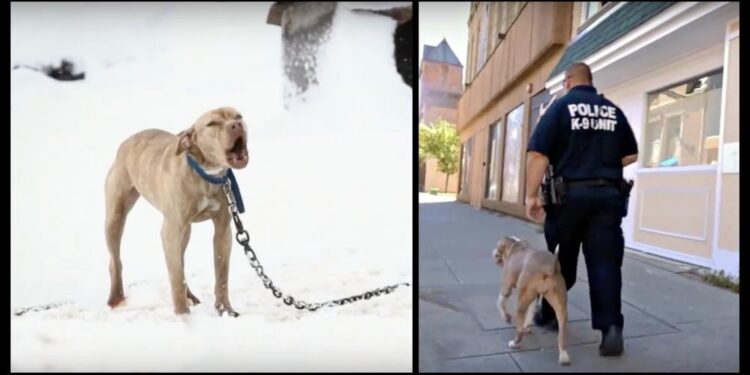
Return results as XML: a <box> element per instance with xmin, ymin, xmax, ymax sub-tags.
<box><xmin>418</xmin><ymin>194</ymin><xmax>739</xmax><ymax>372</ymax></box>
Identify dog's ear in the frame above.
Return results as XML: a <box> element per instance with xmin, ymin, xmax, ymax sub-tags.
<box><xmin>175</xmin><ymin>128</ymin><xmax>194</xmax><ymax>155</ymax></box>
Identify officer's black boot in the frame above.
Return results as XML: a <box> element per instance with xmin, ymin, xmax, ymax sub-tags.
<box><xmin>599</xmin><ymin>325</ymin><xmax>624</xmax><ymax>356</ymax></box>
<box><xmin>533</xmin><ymin>301</ymin><xmax>559</xmax><ymax>331</ymax></box>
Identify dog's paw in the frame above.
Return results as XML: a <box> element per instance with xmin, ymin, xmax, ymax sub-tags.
<box><xmin>174</xmin><ymin>307</ymin><xmax>191</xmax><ymax>315</ymax></box>
<box><xmin>217</xmin><ymin>307</ymin><xmax>240</xmax><ymax>318</ymax></box>
<box><xmin>507</xmin><ymin>340</ymin><xmax>521</xmax><ymax>349</ymax></box>
<box><xmin>186</xmin><ymin>293</ymin><xmax>201</xmax><ymax>306</ymax></box>
<box><xmin>500</xmin><ymin>310</ymin><xmax>510</xmax><ymax>323</ymax></box>
<box><xmin>559</xmin><ymin>350</ymin><xmax>571</xmax><ymax>365</ymax></box>
<box><xmin>107</xmin><ymin>296</ymin><xmax>126</xmax><ymax>309</ymax></box>
<box><xmin>498</xmin><ymin>309</ymin><xmax>510</xmax><ymax>323</ymax></box>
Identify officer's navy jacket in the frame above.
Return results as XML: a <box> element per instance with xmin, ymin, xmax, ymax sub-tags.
<box><xmin>528</xmin><ymin>85</ymin><xmax>639</xmax><ymax>181</ymax></box>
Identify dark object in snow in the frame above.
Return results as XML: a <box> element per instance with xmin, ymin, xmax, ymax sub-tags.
<box><xmin>12</xmin><ymin>60</ymin><xmax>85</xmax><ymax>81</ymax></box>
<box><xmin>352</xmin><ymin>6</ymin><xmax>414</xmax><ymax>88</ymax></box>
<box><xmin>394</xmin><ymin>14</ymin><xmax>412</xmax><ymax>87</ymax></box>
<box><xmin>45</xmin><ymin>59</ymin><xmax>85</xmax><ymax>81</ymax></box>
<box><xmin>14</xmin><ymin>301</ymin><xmax>72</xmax><ymax>316</ymax></box>
<box><xmin>350</xmin><ymin>6</ymin><xmax>412</xmax><ymax>87</ymax></box>
<box><xmin>267</xmin><ymin>2</ymin><xmax>412</xmax><ymax>106</ymax></box>
<box><xmin>268</xmin><ymin>2</ymin><xmax>337</xmax><ymax>106</ymax></box>
<box><xmin>12</xmin><ymin>64</ymin><xmax>41</xmax><ymax>72</ymax></box>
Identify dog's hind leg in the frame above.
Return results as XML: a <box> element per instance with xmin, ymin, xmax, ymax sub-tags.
<box><xmin>104</xmin><ymin>164</ymin><xmax>140</xmax><ymax>308</ymax></box>
<box><xmin>545</xmin><ymin>280</ymin><xmax>570</xmax><ymax>365</ymax></box>
<box><xmin>509</xmin><ymin>286</ymin><xmax>537</xmax><ymax>349</ymax></box>
<box><xmin>523</xmin><ymin>296</ymin><xmax>538</xmax><ymax>333</ymax></box>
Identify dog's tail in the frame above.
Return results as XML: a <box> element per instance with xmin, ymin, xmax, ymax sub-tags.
<box><xmin>540</xmin><ymin>245</ymin><xmax>562</xmax><ymax>280</ymax></box>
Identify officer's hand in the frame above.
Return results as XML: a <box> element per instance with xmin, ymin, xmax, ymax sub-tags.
<box><xmin>525</xmin><ymin>196</ymin><xmax>544</xmax><ymax>223</ymax></box>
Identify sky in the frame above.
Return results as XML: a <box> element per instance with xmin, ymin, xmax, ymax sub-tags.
<box><xmin>419</xmin><ymin>2</ymin><xmax>470</xmax><ymax>72</ymax></box>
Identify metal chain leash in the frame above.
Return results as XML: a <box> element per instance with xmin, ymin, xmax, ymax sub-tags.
<box><xmin>222</xmin><ymin>180</ymin><xmax>410</xmax><ymax>312</ymax></box>
<box><xmin>13</xmin><ymin>301</ymin><xmax>71</xmax><ymax>317</ymax></box>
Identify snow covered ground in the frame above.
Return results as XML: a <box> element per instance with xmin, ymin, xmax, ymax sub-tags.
<box><xmin>11</xmin><ymin>2</ymin><xmax>412</xmax><ymax>372</ymax></box>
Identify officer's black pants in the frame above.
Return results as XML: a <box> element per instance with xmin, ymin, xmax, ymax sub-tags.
<box><xmin>541</xmin><ymin>186</ymin><xmax>625</xmax><ymax>331</ymax></box>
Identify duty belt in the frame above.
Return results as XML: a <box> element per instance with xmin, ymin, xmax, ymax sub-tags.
<box><xmin>565</xmin><ymin>178</ymin><xmax>620</xmax><ymax>188</ymax></box>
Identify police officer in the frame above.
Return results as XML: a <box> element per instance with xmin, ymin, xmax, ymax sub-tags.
<box><xmin>525</xmin><ymin>62</ymin><xmax>638</xmax><ymax>356</ymax></box>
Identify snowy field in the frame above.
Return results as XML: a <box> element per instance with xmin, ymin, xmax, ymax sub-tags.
<box><xmin>11</xmin><ymin>2</ymin><xmax>412</xmax><ymax>372</ymax></box>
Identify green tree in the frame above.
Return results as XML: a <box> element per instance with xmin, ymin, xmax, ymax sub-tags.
<box><xmin>420</xmin><ymin>118</ymin><xmax>460</xmax><ymax>192</ymax></box>
<box><xmin>418</xmin><ymin>123</ymin><xmax>429</xmax><ymax>163</ymax></box>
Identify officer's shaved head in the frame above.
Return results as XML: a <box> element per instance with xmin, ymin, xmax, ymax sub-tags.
<box><xmin>564</xmin><ymin>62</ymin><xmax>593</xmax><ymax>90</ymax></box>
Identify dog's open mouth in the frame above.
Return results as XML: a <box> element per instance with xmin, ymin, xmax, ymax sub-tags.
<box><xmin>226</xmin><ymin>136</ymin><xmax>249</xmax><ymax>169</ymax></box>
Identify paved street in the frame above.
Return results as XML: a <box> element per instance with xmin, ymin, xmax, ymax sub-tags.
<box><xmin>418</xmin><ymin>193</ymin><xmax>739</xmax><ymax>372</ymax></box>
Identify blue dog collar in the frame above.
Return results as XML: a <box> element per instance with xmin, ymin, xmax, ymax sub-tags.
<box><xmin>186</xmin><ymin>154</ymin><xmax>245</xmax><ymax>213</ymax></box>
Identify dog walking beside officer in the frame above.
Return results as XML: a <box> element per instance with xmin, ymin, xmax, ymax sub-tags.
<box><xmin>525</xmin><ymin>62</ymin><xmax>638</xmax><ymax>357</ymax></box>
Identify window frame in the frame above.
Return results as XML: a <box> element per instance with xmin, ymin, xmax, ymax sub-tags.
<box><xmin>459</xmin><ymin>137</ymin><xmax>474</xmax><ymax>196</ymax></box>
<box><xmin>475</xmin><ymin>2</ymin><xmax>490</xmax><ymax>74</ymax></box>
<box><xmin>576</xmin><ymin>1</ymin><xmax>616</xmax><ymax>36</ymax></box>
<box><xmin>641</xmin><ymin>68</ymin><xmax>724</xmax><ymax>169</ymax></box>
<box><xmin>484</xmin><ymin>120</ymin><xmax>502</xmax><ymax>200</ymax></box>
<box><xmin>581</xmin><ymin>2</ymin><xmax>602</xmax><ymax>24</ymax></box>
<box><xmin>528</xmin><ymin>88</ymin><xmax>553</xmax><ymax>139</ymax></box>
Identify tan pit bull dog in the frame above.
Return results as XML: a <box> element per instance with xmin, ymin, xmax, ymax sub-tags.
<box><xmin>104</xmin><ymin>107</ymin><xmax>249</xmax><ymax>316</ymax></box>
<box><xmin>492</xmin><ymin>236</ymin><xmax>570</xmax><ymax>365</ymax></box>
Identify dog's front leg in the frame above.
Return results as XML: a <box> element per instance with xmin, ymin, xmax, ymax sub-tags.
<box><xmin>498</xmin><ymin>273</ymin><xmax>514</xmax><ymax>323</ymax></box>
<box><xmin>497</xmin><ymin>291</ymin><xmax>512</xmax><ymax>323</ymax></box>
<box><xmin>497</xmin><ymin>285</ymin><xmax>513</xmax><ymax>323</ymax></box>
<box><xmin>213</xmin><ymin>212</ymin><xmax>238</xmax><ymax>317</ymax></box>
<box><xmin>161</xmin><ymin>219</ymin><xmax>191</xmax><ymax>315</ymax></box>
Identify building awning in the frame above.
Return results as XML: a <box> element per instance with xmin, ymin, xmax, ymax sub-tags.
<box><xmin>548</xmin><ymin>2</ymin><xmax>675</xmax><ymax>81</ymax></box>
<box><xmin>545</xmin><ymin>2</ymin><xmax>737</xmax><ymax>94</ymax></box>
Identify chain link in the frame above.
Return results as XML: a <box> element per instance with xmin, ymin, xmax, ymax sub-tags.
<box><xmin>13</xmin><ymin>301</ymin><xmax>72</xmax><ymax>317</ymax></box>
<box><xmin>223</xmin><ymin>180</ymin><xmax>410</xmax><ymax>312</ymax></box>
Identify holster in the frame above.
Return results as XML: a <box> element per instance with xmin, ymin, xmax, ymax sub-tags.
<box><xmin>541</xmin><ymin>165</ymin><xmax>565</xmax><ymax>207</ymax></box>
<box><xmin>619</xmin><ymin>178</ymin><xmax>634</xmax><ymax>217</ymax></box>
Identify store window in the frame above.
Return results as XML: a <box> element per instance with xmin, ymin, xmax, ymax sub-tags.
<box><xmin>496</xmin><ymin>2</ymin><xmax>526</xmax><ymax>41</ymax></box>
<box><xmin>501</xmin><ymin>104</ymin><xmax>524</xmax><ymax>203</ymax></box>
<box><xmin>476</xmin><ymin>2</ymin><xmax>490</xmax><ymax>74</ymax></box>
<box><xmin>459</xmin><ymin>137</ymin><xmax>474</xmax><ymax>195</ymax></box>
<box><xmin>485</xmin><ymin>121</ymin><xmax>501</xmax><ymax>200</ymax></box>
<box><xmin>529</xmin><ymin>89</ymin><xmax>553</xmax><ymax>137</ymax></box>
<box><xmin>581</xmin><ymin>1</ymin><xmax>609</xmax><ymax>24</ymax></box>
<box><xmin>643</xmin><ymin>70</ymin><xmax>723</xmax><ymax>168</ymax></box>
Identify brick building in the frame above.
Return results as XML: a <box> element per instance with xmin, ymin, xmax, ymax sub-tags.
<box><xmin>457</xmin><ymin>1</ymin><xmax>739</xmax><ymax>276</ymax></box>
<box><xmin>419</xmin><ymin>39</ymin><xmax>463</xmax><ymax>193</ymax></box>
